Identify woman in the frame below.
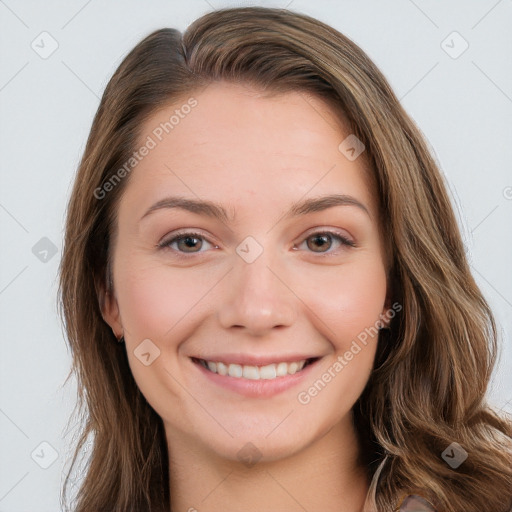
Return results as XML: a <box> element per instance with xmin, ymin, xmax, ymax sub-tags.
<box><xmin>58</xmin><ymin>6</ymin><xmax>512</xmax><ymax>512</ymax></box>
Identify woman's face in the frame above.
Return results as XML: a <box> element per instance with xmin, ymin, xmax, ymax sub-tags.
<box><xmin>103</xmin><ymin>81</ymin><xmax>390</xmax><ymax>464</ymax></box>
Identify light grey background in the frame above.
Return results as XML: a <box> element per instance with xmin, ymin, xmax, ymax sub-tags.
<box><xmin>1</xmin><ymin>1</ymin><xmax>511</xmax><ymax>510</ymax></box>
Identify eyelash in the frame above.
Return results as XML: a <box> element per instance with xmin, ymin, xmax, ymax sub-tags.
<box><xmin>158</xmin><ymin>229</ymin><xmax>356</xmax><ymax>258</ymax></box>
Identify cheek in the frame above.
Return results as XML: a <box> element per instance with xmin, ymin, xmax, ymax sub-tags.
<box><xmin>293</xmin><ymin>256</ymin><xmax>387</xmax><ymax>351</ymax></box>
<box><xmin>115</xmin><ymin>257</ymin><xmax>212</xmax><ymax>340</ymax></box>
<box><xmin>113</xmin><ymin>256</ymin><xmax>216</xmax><ymax>411</ymax></box>
<box><xmin>294</xmin><ymin>260</ymin><xmax>386</xmax><ymax>413</ymax></box>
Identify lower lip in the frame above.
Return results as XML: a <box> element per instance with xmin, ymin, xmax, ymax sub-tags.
<box><xmin>191</xmin><ymin>358</ymin><xmax>321</xmax><ymax>398</ymax></box>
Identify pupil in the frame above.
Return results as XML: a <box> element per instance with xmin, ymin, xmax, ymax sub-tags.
<box><xmin>308</xmin><ymin>234</ymin><xmax>330</xmax><ymax>252</ymax></box>
<box><xmin>180</xmin><ymin>236</ymin><xmax>200</xmax><ymax>252</ymax></box>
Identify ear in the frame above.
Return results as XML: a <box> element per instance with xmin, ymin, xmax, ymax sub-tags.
<box><xmin>98</xmin><ymin>287</ymin><xmax>123</xmax><ymax>339</ymax></box>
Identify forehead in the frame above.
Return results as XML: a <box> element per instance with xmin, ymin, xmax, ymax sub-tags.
<box><xmin>124</xmin><ymin>81</ymin><xmax>377</xmax><ymax>221</ymax></box>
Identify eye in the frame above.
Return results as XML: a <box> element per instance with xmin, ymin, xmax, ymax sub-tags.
<box><xmin>158</xmin><ymin>231</ymin><xmax>216</xmax><ymax>255</ymax></box>
<box><xmin>158</xmin><ymin>229</ymin><xmax>355</xmax><ymax>257</ymax></box>
<box><xmin>294</xmin><ymin>230</ymin><xmax>356</xmax><ymax>254</ymax></box>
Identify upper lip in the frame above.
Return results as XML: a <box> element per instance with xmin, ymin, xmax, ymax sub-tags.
<box><xmin>191</xmin><ymin>354</ymin><xmax>321</xmax><ymax>366</ymax></box>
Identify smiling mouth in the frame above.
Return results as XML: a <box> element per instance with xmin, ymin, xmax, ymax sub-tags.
<box><xmin>191</xmin><ymin>357</ymin><xmax>320</xmax><ymax>380</ymax></box>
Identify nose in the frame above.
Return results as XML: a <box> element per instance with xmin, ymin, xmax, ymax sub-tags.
<box><xmin>217</xmin><ymin>248</ymin><xmax>297</xmax><ymax>336</ymax></box>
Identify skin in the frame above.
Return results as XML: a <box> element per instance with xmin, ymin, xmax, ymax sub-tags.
<box><xmin>102</xmin><ymin>81</ymin><xmax>391</xmax><ymax>512</ymax></box>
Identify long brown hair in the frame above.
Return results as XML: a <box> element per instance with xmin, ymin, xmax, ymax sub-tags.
<box><xmin>58</xmin><ymin>7</ymin><xmax>512</xmax><ymax>512</ymax></box>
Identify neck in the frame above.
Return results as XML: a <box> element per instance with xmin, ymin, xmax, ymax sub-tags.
<box><xmin>166</xmin><ymin>415</ymin><xmax>369</xmax><ymax>512</ymax></box>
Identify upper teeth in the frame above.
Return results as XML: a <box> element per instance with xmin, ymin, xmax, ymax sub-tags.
<box><xmin>201</xmin><ymin>359</ymin><xmax>308</xmax><ymax>379</ymax></box>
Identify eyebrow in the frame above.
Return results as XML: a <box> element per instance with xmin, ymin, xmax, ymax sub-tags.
<box><xmin>139</xmin><ymin>193</ymin><xmax>371</xmax><ymax>224</ymax></box>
